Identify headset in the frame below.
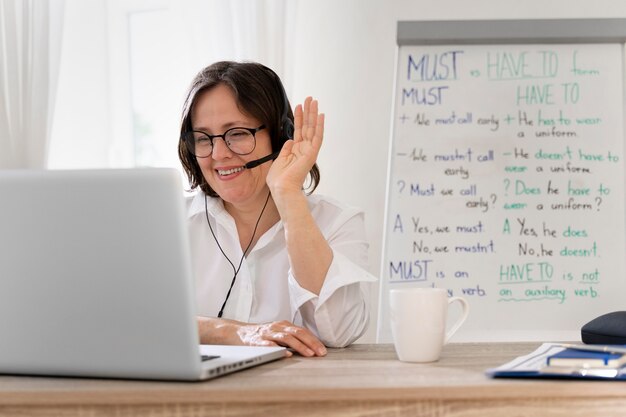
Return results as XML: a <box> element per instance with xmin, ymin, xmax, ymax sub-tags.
<box><xmin>212</xmin><ymin>65</ymin><xmax>293</xmax><ymax>318</ymax></box>
<box><xmin>266</xmin><ymin>65</ymin><xmax>294</xmax><ymax>143</ymax></box>
<box><xmin>244</xmin><ymin>66</ymin><xmax>293</xmax><ymax>169</ymax></box>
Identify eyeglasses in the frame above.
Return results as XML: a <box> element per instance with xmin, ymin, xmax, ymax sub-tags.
<box><xmin>182</xmin><ymin>125</ymin><xmax>265</xmax><ymax>158</ymax></box>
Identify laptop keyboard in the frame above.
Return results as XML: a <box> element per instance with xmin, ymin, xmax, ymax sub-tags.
<box><xmin>201</xmin><ymin>355</ymin><xmax>220</xmax><ymax>362</ymax></box>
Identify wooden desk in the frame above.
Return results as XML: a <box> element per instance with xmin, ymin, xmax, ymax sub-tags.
<box><xmin>1</xmin><ymin>342</ymin><xmax>626</xmax><ymax>417</ymax></box>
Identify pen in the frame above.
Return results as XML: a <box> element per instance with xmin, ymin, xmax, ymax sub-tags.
<box><xmin>539</xmin><ymin>365</ymin><xmax>621</xmax><ymax>378</ymax></box>
<box><xmin>556</xmin><ymin>343</ymin><xmax>626</xmax><ymax>355</ymax></box>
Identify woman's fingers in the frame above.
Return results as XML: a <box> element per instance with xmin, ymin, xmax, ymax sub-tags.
<box><xmin>302</xmin><ymin>97</ymin><xmax>312</xmax><ymax>140</ymax></box>
<box><xmin>306</xmin><ymin>99</ymin><xmax>318</xmax><ymax>140</ymax></box>
<box><xmin>314</xmin><ymin>113</ymin><xmax>325</xmax><ymax>149</ymax></box>
<box><xmin>292</xmin><ymin>97</ymin><xmax>324</xmax><ymax>146</ymax></box>
<box><xmin>269</xmin><ymin>322</ymin><xmax>326</xmax><ymax>357</ymax></box>
<box><xmin>267</xmin><ymin>332</ymin><xmax>316</xmax><ymax>357</ymax></box>
<box><xmin>296</xmin><ymin>97</ymin><xmax>322</xmax><ymax>143</ymax></box>
<box><xmin>293</xmin><ymin>104</ymin><xmax>303</xmax><ymax>142</ymax></box>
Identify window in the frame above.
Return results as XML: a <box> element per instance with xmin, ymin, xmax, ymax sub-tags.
<box><xmin>107</xmin><ymin>0</ymin><xmax>192</xmax><ymax>170</ymax></box>
<box><xmin>50</xmin><ymin>0</ymin><xmax>193</xmax><ymax>176</ymax></box>
<box><xmin>127</xmin><ymin>8</ymin><xmax>183</xmax><ymax>167</ymax></box>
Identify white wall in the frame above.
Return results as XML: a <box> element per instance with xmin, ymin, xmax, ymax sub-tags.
<box><xmin>288</xmin><ymin>0</ymin><xmax>626</xmax><ymax>342</ymax></box>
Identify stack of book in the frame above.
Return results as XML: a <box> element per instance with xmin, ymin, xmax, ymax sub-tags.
<box><xmin>541</xmin><ymin>344</ymin><xmax>626</xmax><ymax>378</ymax></box>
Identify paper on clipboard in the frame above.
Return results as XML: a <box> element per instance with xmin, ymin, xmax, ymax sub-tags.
<box><xmin>486</xmin><ymin>343</ymin><xmax>565</xmax><ymax>375</ymax></box>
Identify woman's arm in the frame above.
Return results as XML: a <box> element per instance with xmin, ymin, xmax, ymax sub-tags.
<box><xmin>266</xmin><ymin>98</ymin><xmax>376</xmax><ymax>347</ymax></box>
<box><xmin>289</xmin><ymin>207</ymin><xmax>377</xmax><ymax>347</ymax></box>
<box><xmin>266</xmin><ymin>98</ymin><xmax>331</xmax><ymax>295</ymax></box>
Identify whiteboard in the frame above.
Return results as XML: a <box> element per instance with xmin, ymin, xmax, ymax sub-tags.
<box><xmin>377</xmin><ymin>26</ymin><xmax>626</xmax><ymax>343</ymax></box>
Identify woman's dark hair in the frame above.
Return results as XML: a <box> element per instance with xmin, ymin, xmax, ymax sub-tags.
<box><xmin>178</xmin><ymin>61</ymin><xmax>320</xmax><ymax>197</ymax></box>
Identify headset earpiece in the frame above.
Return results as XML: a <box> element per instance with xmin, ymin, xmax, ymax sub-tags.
<box><xmin>262</xmin><ymin>65</ymin><xmax>293</xmax><ymax>144</ymax></box>
<box><xmin>277</xmin><ymin>82</ymin><xmax>293</xmax><ymax>142</ymax></box>
<box><xmin>282</xmin><ymin>118</ymin><xmax>294</xmax><ymax>141</ymax></box>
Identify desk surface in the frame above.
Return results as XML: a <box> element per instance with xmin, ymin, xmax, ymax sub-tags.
<box><xmin>1</xmin><ymin>343</ymin><xmax>626</xmax><ymax>417</ymax></box>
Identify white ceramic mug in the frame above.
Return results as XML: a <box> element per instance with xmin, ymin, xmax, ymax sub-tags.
<box><xmin>390</xmin><ymin>287</ymin><xmax>469</xmax><ymax>363</ymax></box>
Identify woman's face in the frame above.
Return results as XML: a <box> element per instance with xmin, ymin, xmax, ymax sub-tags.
<box><xmin>191</xmin><ymin>84</ymin><xmax>273</xmax><ymax>207</ymax></box>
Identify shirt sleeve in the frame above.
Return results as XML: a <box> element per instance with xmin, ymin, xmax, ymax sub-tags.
<box><xmin>287</xmin><ymin>209</ymin><xmax>378</xmax><ymax>348</ymax></box>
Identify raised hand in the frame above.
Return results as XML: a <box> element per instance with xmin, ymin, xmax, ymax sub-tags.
<box><xmin>266</xmin><ymin>97</ymin><xmax>324</xmax><ymax>196</ymax></box>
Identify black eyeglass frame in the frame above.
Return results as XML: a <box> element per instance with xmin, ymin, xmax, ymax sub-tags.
<box><xmin>182</xmin><ymin>124</ymin><xmax>266</xmax><ymax>158</ymax></box>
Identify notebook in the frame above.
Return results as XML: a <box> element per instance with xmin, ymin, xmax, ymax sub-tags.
<box><xmin>546</xmin><ymin>347</ymin><xmax>626</xmax><ymax>368</ymax></box>
<box><xmin>0</xmin><ymin>168</ymin><xmax>285</xmax><ymax>381</ymax></box>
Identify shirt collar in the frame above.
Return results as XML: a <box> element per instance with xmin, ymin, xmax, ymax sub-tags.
<box><xmin>187</xmin><ymin>191</ymin><xmax>286</xmax><ymax>251</ymax></box>
<box><xmin>187</xmin><ymin>192</ymin><xmax>226</xmax><ymax>219</ymax></box>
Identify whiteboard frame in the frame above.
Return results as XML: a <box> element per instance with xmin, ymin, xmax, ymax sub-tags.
<box><xmin>398</xmin><ymin>19</ymin><xmax>626</xmax><ymax>45</ymax></box>
<box><xmin>377</xmin><ymin>18</ymin><xmax>626</xmax><ymax>342</ymax></box>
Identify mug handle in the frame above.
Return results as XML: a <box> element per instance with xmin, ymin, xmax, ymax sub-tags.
<box><xmin>444</xmin><ymin>297</ymin><xmax>469</xmax><ymax>344</ymax></box>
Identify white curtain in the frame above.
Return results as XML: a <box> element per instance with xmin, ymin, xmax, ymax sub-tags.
<box><xmin>47</xmin><ymin>0</ymin><xmax>294</xmax><ymax>170</ymax></box>
<box><xmin>0</xmin><ymin>0</ymin><xmax>65</xmax><ymax>169</ymax></box>
<box><xmin>172</xmin><ymin>0</ymin><xmax>295</xmax><ymax>87</ymax></box>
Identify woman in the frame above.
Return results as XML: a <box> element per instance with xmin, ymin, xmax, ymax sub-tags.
<box><xmin>178</xmin><ymin>61</ymin><xmax>376</xmax><ymax>357</ymax></box>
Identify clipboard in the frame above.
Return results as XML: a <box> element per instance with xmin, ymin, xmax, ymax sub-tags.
<box><xmin>486</xmin><ymin>343</ymin><xmax>626</xmax><ymax>380</ymax></box>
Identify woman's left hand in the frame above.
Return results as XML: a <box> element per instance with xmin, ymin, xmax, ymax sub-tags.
<box><xmin>266</xmin><ymin>96</ymin><xmax>324</xmax><ymax>196</ymax></box>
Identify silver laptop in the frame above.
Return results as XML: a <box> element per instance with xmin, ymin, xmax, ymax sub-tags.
<box><xmin>0</xmin><ymin>168</ymin><xmax>285</xmax><ymax>381</ymax></box>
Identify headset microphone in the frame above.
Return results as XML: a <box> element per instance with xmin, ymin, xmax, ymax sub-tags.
<box><xmin>244</xmin><ymin>151</ymin><xmax>280</xmax><ymax>169</ymax></box>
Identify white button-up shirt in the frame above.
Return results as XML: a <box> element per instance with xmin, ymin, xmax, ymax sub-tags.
<box><xmin>187</xmin><ymin>192</ymin><xmax>377</xmax><ymax>347</ymax></box>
